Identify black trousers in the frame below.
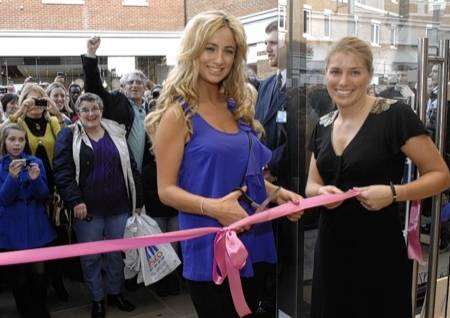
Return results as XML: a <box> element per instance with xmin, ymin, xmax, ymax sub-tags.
<box><xmin>187</xmin><ymin>275</ymin><xmax>259</xmax><ymax>318</ymax></box>
<box><xmin>5</xmin><ymin>262</ymin><xmax>49</xmax><ymax>318</ymax></box>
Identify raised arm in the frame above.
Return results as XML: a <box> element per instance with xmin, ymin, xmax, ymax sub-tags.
<box><xmin>81</xmin><ymin>37</ymin><xmax>114</xmax><ymax>112</ymax></box>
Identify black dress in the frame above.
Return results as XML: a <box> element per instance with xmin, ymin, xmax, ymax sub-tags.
<box><xmin>309</xmin><ymin>99</ymin><xmax>427</xmax><ymax>318</ymax></box>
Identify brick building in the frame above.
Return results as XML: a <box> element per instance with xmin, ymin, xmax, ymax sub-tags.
<box><xmin>0</xmin><ymin>0</ymin><xmax>278</xmax><ymax>86</ymax></box>
<box><xmin>297</xmin><ymin>0</ymin><xmax>450</xmax><ymax>85</ymax></box>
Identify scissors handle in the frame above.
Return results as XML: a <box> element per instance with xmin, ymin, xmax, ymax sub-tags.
<box><xmin>255</xmin><ymin>186</ymin><xmax>281</xmax><ymax>213</ymax></box>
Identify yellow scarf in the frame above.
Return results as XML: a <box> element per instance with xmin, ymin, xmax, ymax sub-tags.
<box><xmin>18</xmin><ymin>116</ymin><xmax>61</xmax><ymax>168</ymax></box>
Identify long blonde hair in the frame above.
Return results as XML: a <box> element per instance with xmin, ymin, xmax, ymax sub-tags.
<box><xmin>145</xmin><ymin>10</ymin><xmax>263</xmax><ymax>139</ymax></box>
<box><xmin>18</xmin><ymin>83</ymin><xmax>52</xmax><ymax>121</ymax></box>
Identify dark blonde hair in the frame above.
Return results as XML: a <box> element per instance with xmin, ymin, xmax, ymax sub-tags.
<box><xmin>19</xmin><ymin>83</ymin><xmax>46</xmax><ymax>107</ymax></box>
<box><xmin>0</xmin><ymin>123</ymin><xmax>26</xmax><ymax>157</ymax></box>
<box><xmin>325</xmin><ymin>37</ymin><xmax>374</xmax><ymax>75</ymax></box>
<box><xmin>46</xmin><ymin>82</ymin><xmax>73</xmax><ymax>115</ymax></box>
<box><xmin>145</xmin><ymin>10</ymin><xmax>263</xmax><ymax>139</ymax></box>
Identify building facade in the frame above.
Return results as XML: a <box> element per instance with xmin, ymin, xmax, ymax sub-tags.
<box><xmin>0</xmin><ymin>0</ymin><xmax>278</xmax><ymax>86</ymax></box>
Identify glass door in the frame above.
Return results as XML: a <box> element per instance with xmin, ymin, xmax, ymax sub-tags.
<box><xmin>280</xmin><ymin>0</ymin><xmax>450</xmax><ymax>317</ymax></box>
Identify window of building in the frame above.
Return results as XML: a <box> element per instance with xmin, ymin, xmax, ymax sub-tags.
<box><xmin>390</xmin><ymin>25</ymin><xmax>397</xmax><ymax>47</ymax></box>
<box><xmin>42</xmin><ymin>0</ymin><xmax>84</xmax><ymax>4</ymax></box>
<box><xmin>371</xmin><ymin>22</ymin><xmax>381</xmax><ymax>45</ymax></box>
<box><xmin>426</xmin><ymin>25</ymin><xmax>439</xmax><ymax>43</ymax></box>
<box><xmin>278</xmin><ymin>4</ymin><xmax>286</xmax><ymax>31</ymax></box>
<box><xmin>303</xmin><ymin>8</ymin><xmax>312</xmax><ymax>35</ymax></box>
<box><xmin>324</xmin><ymin>11</ymin><xmax>331</xmax><ymax>38</ymax></box>
<box><xmin>122</xmin><ymin>0</ymin><xmax>148</xmax><ymax>6</ymax></box>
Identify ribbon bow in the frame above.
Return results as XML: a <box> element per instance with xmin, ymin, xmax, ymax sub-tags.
<box><xmin>212</xmin><ymin>228</ymin><xmax>251</xmax><ymax>317</ymax></box>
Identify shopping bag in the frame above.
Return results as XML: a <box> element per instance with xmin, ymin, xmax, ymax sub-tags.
<box><xmin>123</xmin><ymin>214</ymin><xmax>141</xmax><ymax>281</ymax></box>
<box><xmin>123</xmin><ymin>212</ymin><xmax>181</xmax><ymax>286</ymax></box>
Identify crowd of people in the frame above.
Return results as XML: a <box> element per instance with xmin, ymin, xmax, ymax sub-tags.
<box><xmin>0</xmin><ymin>9</ymin><xmax>449</xmax><ymax>318</ymax></box>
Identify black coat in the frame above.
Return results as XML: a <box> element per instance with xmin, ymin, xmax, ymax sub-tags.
<box><xmin>53</xmin><ymin>127</ymin><xmax>143</xmax><ymax>210</ymax></box>
<box><xmin>81</xmin><ymin>55</ymin><xmax>176</xmax><ymax>217</ymax></box>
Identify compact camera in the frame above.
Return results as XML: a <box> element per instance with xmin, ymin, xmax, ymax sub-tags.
<box><xmin>34</xmin><ymin>98</ymin><xmax>48</xmax><ymax>107</ymax></box>
<box><xmin>12</xmin><ymin>159</ymin><xmax>33</xmax><ymax>169</ymax></box>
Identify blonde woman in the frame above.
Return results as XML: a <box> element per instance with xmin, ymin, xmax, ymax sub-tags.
<box><xmin>10</xmin><ymin>83</ymin><xmax>63</xmax><ymax>192</ymax></box>
<box><xmin>306</xmin><ymin>37</ymin><xmax>450</xmax><ymax>317</ymax></box>
<box><xmin>146</xmin><ymin>11</ymin><xmax>302</xmax><ymax>318</ymax></box>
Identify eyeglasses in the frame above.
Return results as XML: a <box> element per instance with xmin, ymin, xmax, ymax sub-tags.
<box><xmin>125</xmin><ymin>79</ymin><xmax>144</xmax><ymax>86</ymax></box>
<box><xmin>79</xmin><ymin>107</ymin><xmax>101</xmax><ymax>114</ymax></box>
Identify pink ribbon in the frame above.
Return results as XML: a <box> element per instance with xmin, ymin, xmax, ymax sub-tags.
<box><xmin>0</xmin><ymin>189</ymin><xmax>360</xmax><ymax>317</ymax></box>
<box><xmin>407</xmin><ymin>200</ymin><xmax>424</xmax><ymax>264</ymax></box>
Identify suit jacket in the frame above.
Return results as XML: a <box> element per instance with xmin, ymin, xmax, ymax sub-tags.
<box><xmin>255</xmin><ymin>73</ymin><xmax>287</xmax><ymax>180</ymax></box>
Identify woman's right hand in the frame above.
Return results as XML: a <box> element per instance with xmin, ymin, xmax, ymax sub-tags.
<box><xmin>205</xmin><ymin>188</ymin><xmax>250</xmax><ymax>230</ymax></box>
<box><xmin>8</xmin><ymin>160</ymin><xmax>23</xmax><ymax>179</ymax></box>
<box><xmin>317</xmin><ymin>185</ymin><xmax>344</xmax><ymax>209</ymax></box>
<box><xmin>87</xmin><ymin>36</ymin><xmax>101</xmax><ymax>56</ymax></box>
<box><xmin>74</xmin><ymin>203</ymin><xmax>88</xmax><ymax>220</ymax></box>
<box><xmin>11</xmin><ymin>98</ymin><xmax>32</xmax><ymax>120</ymax></box>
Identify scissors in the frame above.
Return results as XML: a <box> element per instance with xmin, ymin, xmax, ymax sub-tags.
<box><xmin>234</xmin><ymin>186</ymin><xmax>281</xmax><ymax>213</ymax></box>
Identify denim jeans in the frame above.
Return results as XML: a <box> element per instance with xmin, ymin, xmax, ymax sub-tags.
<box><xmin>74</xmin><ymin>213</ymin><xmax>129</xmax><ymax>301</ymax></box>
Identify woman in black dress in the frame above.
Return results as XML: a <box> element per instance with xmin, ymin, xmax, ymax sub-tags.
<box><xmin>306</xmin><ymin>37</ymin><xmax>450</xmax><ymax>318</ymax></box>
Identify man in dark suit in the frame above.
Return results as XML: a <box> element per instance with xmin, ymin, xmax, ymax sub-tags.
<box><xmin>255</xmin><ymin>21</ymin><xmax>287</xmax><ymax>185</ymax></box>
<box><xmin>253</xmin><ymin>20</ymin><xmax>287</xmax><ymax>317</ymax></box>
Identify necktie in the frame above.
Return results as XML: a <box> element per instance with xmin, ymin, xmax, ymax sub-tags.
<box><xmin>276</xmin><ymin>72</ymin><xmax>283</xmax><ymax>92</ymax></box>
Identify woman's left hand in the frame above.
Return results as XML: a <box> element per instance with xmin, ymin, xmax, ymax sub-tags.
<box><xmin>355</xmin><ymin>185</ymin><xmax>394</xmax><ymax>211</ymax></box>
<box><xmin>45</xmin><ymin>97</ymin><xmax>61</xmax><ymax>117</ymax></box>
<box><xmin>275</xmin><ymin>188</ymin><xmax>304</xmax><ymax>222</ymax></box>
<box><xmin>27</xmin><ymin>163</ymin><xmax>40</xmax><ymax>180</ymax></box>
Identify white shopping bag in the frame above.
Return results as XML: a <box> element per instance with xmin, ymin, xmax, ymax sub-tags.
<box><xmin>123</xmin><ymin>212</ymin><xmax>181</xmax><ymax>286</ymax></box>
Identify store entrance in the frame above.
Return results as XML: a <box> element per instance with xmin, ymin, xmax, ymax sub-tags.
<box><xmin>279</xmin><ymin>0</ymin><xmax>450</xmax><ymax>317</ymax></box>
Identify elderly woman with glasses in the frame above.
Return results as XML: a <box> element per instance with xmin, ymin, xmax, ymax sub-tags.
<box><xmin>53</xmin><ymin>92</ymin><xmax>143</xmax><ymax>318</ymax></box>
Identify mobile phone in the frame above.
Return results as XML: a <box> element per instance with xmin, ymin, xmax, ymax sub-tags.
<box><xmin>57</xmin><ymin>71</ymin><xmax>65</xmax><ymax>77</ymax></box>
<box><xmin>0</xmin><ymin>87</ymin><xmax>7</xmax><ymax>94</ymax></box>
<box><xmin>34</xmin><ymin>98</ymin><xmax>48</xmax><ymax>107</ymax></box>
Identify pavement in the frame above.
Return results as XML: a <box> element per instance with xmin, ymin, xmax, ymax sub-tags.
<box><xmin>0</xmin><ymin>279</ymin><xmax>198</xmax><ymax>318</ymax></box>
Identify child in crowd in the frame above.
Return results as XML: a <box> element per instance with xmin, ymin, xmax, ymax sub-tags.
<box><xmin>0</xmin><ymin>123</ymin><xmax>55</xmax><ymax>318</ymax></box>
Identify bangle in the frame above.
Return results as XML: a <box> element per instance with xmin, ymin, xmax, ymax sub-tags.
<box><xmin>200</xmin><ymin>198</ymin><xmax>206</xmax><ymax>216</ymax></box>
<box><xmin>389</xmin><ymin>182</ymin><xmax>397</xmax><ymax>203</ymax></box>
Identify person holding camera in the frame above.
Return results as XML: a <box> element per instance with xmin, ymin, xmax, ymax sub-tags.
<box><xmin>9</xmin><ymin>83</ymin><xmax>63</xmax><ymax>192</ymax></box>
<box><xmin>8</xmin><ymin>83</ymin><xmax>69</xmax><ymax>299</ymax></box>
<box><xmin>0</xmin><ymin>123</ymin><xmax>56</xmax><ymax>318</ymax></box>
